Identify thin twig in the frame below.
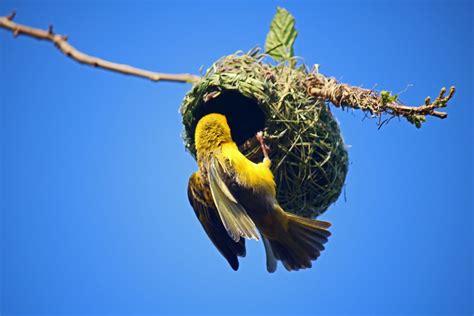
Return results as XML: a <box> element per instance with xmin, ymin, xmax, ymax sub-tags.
<box><xmin>0</xmin><ymin>12</ymin><xmax>201</xmax><ymax>84</ymax></box>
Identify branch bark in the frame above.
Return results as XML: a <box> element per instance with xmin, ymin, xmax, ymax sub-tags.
<box><xmin>0</xmin><ymin>12</ymin><xmax>201</xmax><ymax>84</ymax></box>
<box><xmin>306</xmin><ymin>73</ymin><xmax>455</xmax><ymax>128</ymax></box>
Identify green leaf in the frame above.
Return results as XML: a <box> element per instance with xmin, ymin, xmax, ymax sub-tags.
<box><xmin>265</xmin><ymin>7</ymin><xmax>298</xmax><ymax>67</ymax></box>
<box><xmin>406</xmin><ymin>115</ymin><xmax>426</xmax><ymax>128</ymax></box>
<box><xmin>380</xmin><ymin>90</ymin><xmax>398</xmax><ymax>104</ymax></box>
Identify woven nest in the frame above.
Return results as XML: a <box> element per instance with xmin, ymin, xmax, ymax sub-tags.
<box><xmin>180</xmin><ymin>52</ymin><xmax>348</xmax><ymax>218</ymax></box>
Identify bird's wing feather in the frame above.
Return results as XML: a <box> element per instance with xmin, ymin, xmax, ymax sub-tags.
<box><xmin>187</xmin><ymin>172</ymin><xmax>246</xmax><ymax>271</ymax></box>
<box><xmin>208</xmin><ymin>157</ymin><xmax>259</xmax><ymax>242</ymax></box>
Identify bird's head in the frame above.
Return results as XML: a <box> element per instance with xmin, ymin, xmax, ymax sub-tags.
<box><xmin>195</xmin><ymin>113</ymin><xmax>233</xmax><ymax>154</ymax></box>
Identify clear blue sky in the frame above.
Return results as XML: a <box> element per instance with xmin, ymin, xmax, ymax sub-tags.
<box><xmin>1</xmin><ymin>1</ymin><xmax>472</xmax><ymax>315</ymax></box>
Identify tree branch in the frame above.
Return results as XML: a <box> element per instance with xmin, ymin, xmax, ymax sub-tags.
<box><xmin>306</xmin><ymin>73</ymin><xmax>455</xmax><ymax>128</ymax></box>
<box><xmin>0</xmin><ymin>11</ymin><xmax>201</xmax><ymax>84</ymax></box>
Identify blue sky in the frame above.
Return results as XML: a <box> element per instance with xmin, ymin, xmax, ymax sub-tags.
<box><xmin>1</xmin><ymin>1</ymin><xmax>472</xmax><ymax>315</ymax></box>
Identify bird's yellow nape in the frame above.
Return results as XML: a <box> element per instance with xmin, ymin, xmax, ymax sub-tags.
<box><xmin>195</xmin><ymin>113</ymin><xmax>234</xmax><ymax>154</ymax></box>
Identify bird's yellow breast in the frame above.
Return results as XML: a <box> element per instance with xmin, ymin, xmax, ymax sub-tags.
<box><xmin>220</xmin><ymin>143</ymin><xmax>276</xmax><ymax>196</ymax></box>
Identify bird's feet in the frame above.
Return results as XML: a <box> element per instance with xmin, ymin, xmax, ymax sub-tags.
<box><xmin>256</xmin><ymin>131</ymin><xmax>270</xmax><ymax>160</ymax></box>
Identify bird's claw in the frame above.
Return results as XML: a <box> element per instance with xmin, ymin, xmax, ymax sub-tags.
<box><xmin>256</xmin><ymin>131</ymin><xmax>270</xmax><ymax>160</ymax></box>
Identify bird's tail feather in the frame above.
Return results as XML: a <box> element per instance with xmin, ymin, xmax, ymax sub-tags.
<box><xmin>265</xmin><ymin>206</ymin><xmax>331</xmax><ymax>272</ymax></box>
<box><xmin>261</xmin><ymin>234</ymin><xmax>277</xmax><ymax>273</ymax></box>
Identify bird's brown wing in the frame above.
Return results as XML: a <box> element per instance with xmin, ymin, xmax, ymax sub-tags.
<box><xmin>187</xmin><ymin>172</ymin><xmax>246</xmax><ymax>271</ymax></box>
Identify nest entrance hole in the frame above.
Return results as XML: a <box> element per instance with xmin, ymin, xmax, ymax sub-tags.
<box><xmin>194</xmin><ymin>90</ymin><xmax>266</xmax><ymax>145</ymax></box>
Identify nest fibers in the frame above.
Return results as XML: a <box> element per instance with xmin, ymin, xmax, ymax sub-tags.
<box><xmin>180</xmin><ymin>52</ymin><xmax>348</xmax><ymax>218</ymax></box>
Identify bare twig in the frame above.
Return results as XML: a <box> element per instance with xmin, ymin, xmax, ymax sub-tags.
<box><xmin>306</xmin><ymin>73</ymin><xmax>455</xmax><ymax>128</ymax></box>
<box><xmin>0</xmin><ymin>12</ymin><xmax>201</xmax><ymax>84</ymax></box>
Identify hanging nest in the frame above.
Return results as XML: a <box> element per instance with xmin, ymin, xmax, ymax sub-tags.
<box><xmin>180</xmin><ymin>52</ymin><xmax>348</xmax><ymax>218</ymax></box>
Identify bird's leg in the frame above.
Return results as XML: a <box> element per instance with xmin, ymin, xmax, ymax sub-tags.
<box><xmin>256</xmin><ymin>131</ymin><xmax>270</xmax><ymax>161</ymax></box>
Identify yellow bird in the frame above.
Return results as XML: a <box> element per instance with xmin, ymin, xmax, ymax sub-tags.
<box><xmin>187</xmin><ymin>113</ymin><xmax>331</xmax><ymax>272</ymax></box>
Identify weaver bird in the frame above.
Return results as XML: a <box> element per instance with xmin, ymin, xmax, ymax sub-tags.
<box><xmin>187</xmin><ymin>113</ymin><xmax>331</xmax><ymax>272</ymax></box>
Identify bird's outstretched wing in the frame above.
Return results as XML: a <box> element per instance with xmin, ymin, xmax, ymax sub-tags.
<box><xmin>208</xmin><ymin>157</ymin><xmax>260</xmax><ymax>242</ymax></box>
<box><xmin>187</xmin><ymin>172</ymin><xmax>246</xmax><ymax>271</ymax></box>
